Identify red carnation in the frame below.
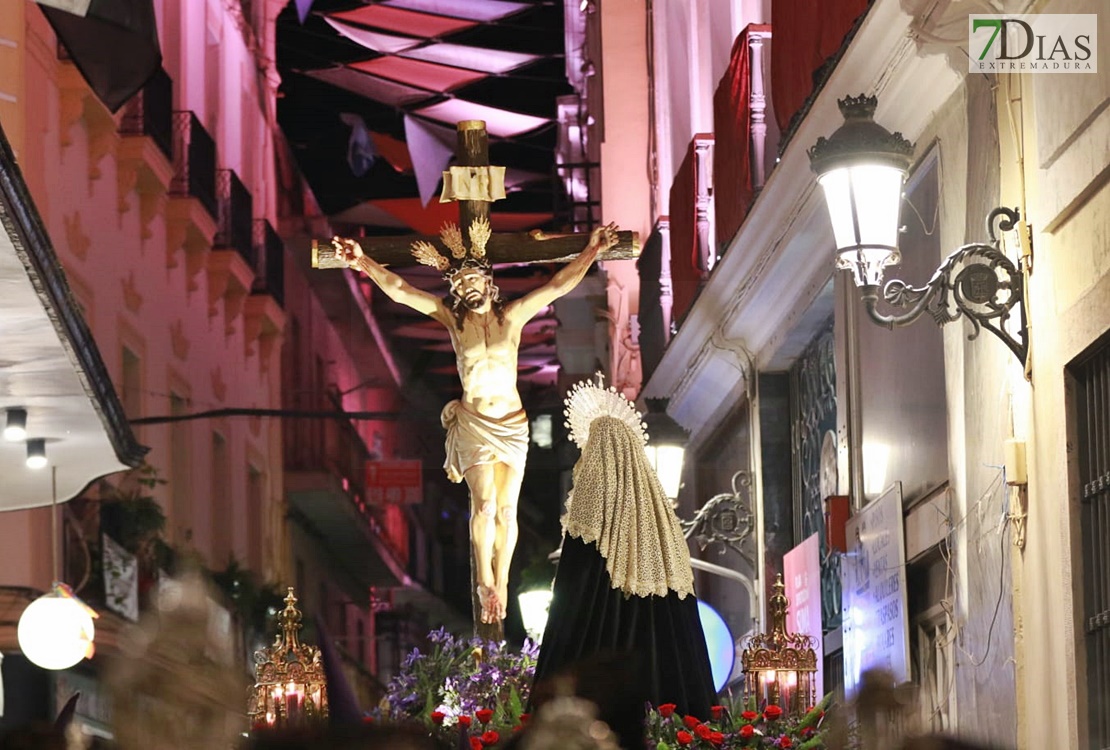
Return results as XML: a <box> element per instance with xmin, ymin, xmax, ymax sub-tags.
<box><xmin>740</xmin><ymin>725</ymin><xmax>755</xmax><ymax>738</ymax></box>
<box><xmin>658</xmin><ymin>703</ymin><xmax>677</xmax><ymax>718</ymax></box>
<box><xmin>361</xmin><ymin>716</ymin><xmax>374</xmax><ymax>724</ymax></box>
<box><xmin>683</xmin><ymin>715</ymin><xmax>701</xmax><ymax>729</ymax></box>
<box><xmin>459</xmin><ymin>716</ymin><xmax>473</xmax><ymax>728</ymax></box>
<box><xmin>513</xmin><ymin>725</ymin><xmax>524</xmax><ymax>734</ymax></box>
<box><xmin>676</xmin><ymin>730</ymin><xmax>694</xmax><ymax>746</ymax></box>
<box><xmin>695</xmin><ymin>724</ymin><xmax>712</xmax><ymax>740</ymax></box>
<box><xmin>476</xmin><ymin>709</ymin><xmax>494</xmax><ymax>724</ymax></box>
<box><xmin>430</xmin><ymin>711</ymin><xmax>445</xmax><ymax>725</ymax></box>
<box><xmin>519</xmin><ymin>713</ymin><xmax>531</xmax><ymax>724</ymax></box>
<box><xmin>481</xmin><ymin>730</ymin><xmax>500</xmax><ymax>745</ymax></box>
<box><xmin>469</xmin><ymin>739</ymin><xmax>482</xmax><ymax>750</ymax></box>
<box><xmin>710</xmin><ymin>705</ymin><xmax>725</xmax><ymax>721</ymax></box>
<box><xmin>741</xmin><ymin>711</ymin><xmax>758</xmax><ymax>721</ymax></box>
<box><xmin>709</xmin><ymin>731</ymin><xmax>725</xmax><ymax>745</ymax></box>
<box><xmin>764</xmin><ymin>705</ymin><xmax>783</xmax><ymax>721</ymax></box>
<box><xmin>801</xmin><ymin>727</ymin><xmax>815</xmax><ymax>738</ymax></box>
<box><xmin>779</xmin><ymin>738</ymin><xmax>793</xmax><ymax>748</ymax></box>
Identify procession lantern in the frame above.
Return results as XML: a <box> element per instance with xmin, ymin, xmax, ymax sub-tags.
<box><xmin>248</xmin><ymin>588</ymin><xmax>328</xmax><ymax>728</ymax></box>
<box><xmin>740</xmin><ymin>574</ymin><xmax>818</xmax><ymax>716</ymax></box>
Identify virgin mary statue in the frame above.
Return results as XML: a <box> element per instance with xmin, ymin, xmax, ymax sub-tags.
<box><xmin>531</xmin><ymin>377</ymin><xmax>716</xmax><ymax>718</ymax></box>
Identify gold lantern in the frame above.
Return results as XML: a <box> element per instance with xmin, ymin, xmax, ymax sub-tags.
<box><xmin>248</xmin><ymin>588</ymin><xmax>328</xmax><ymax>727</ymax></box>
<box><xmin>741</xmin><ymin>574</ymin><xmax>818</xmax><ymax>716</ymax></box>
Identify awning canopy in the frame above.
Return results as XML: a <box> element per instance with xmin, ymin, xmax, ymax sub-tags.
<box><xmin>0</xmin><ymin>123</ymin><xmax>146</xmax><ymax>510</ymax></box>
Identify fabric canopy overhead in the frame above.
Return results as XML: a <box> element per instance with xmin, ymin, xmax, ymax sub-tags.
<box><xmin>351</xmin><ymin>57</ymin><xmax>486</xmax><ymax>92</ymax></box>
<box><xmin>278</xmin><ymin>0</ymin><xmax>569</xmax><ymax>223</ymax></box>
<box><xmin>329</xmin><ymin>4</ymin><xmax>477</xmax><ymax>37</ymax></box>
<box><xmin>38</xmin><ymin>0</ymin><xmax>161</xmax><ymax>113</ymax></box>
<box><xmin>399</xmin><ymin>42</ymin><xmax>538</xmax><ymax>75</ymax></box>
<box><xmin>403</xmin><ymin>115</ymin><xmax>455</xmax><ymax>205</ymax></box>
<box><xmin>381</xmin><ymin>0</ymin><xmax>531</xmax><ymax>22</ymax></box>
<box><xmin>324</xmin><ymin>17</ymin><xmax>422</xmax><ymax>53</ymax></box>
<box><xmin>304</xmin><ymin>66</ymin><xmax>433</xmax><ymax>108</ymax></box>
<box><xmin>412</xmin><ymin>100</ymin><xmax>549</xmax><ymax>138</ymax></box>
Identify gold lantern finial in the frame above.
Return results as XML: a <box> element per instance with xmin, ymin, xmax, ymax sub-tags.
<box><xmin>740</xmin><ymin>574</ymin><xmax>818</xmax><ymax>716</ymax></box>
<box><xmin>248</xmin><ymin>587</ymin><xmax>329</xmax><ymax>729</ymax></box>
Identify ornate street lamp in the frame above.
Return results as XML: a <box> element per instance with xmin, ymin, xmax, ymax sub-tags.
<box><xmin>808</xmin><ymin>94</ymin><xmax>1029</xmax><ymax>364</ymax></box>
<box><xmin>248</xmin><ymin>588</ymin><xmax>328</xmax><ymax>728</ymax></box>
<box><xmin>740</xmin><ymin>574</ymin><xmax>817</xmax><ymax>717</ymax></box>
<box><xmin>642</xmin><ymin>398</ymin><xmax>687</xmax><ymax>502</ymax></box>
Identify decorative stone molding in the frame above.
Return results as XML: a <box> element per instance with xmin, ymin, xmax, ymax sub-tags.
<box><xmin>211</xmin><ymin>366</ymin><xmax>227</xmax><ymax>403</ymax></box>
<box><xmin>165</xmin><ymin>196</ymin><xmax>216</xmax><ymax>291</ymax></box>
<box><xmin>121</xmin><ymin>271</ymin><xmax>144</xmax><ymax>313</ymax></box>
<box><xmin>116</xmin><ymin>137</ymin><xmax>172</xmax><ymax>241</ymax></box>
<box><xmin>206</xmin><ymin>249</ymin><xmax>255</xmax><ymax>335</ymax></box>
<box><xmin>57</xmin><ymin>63</ymin><xmax>90</xmax><ymax>149</ymax></box>
<box><xmin>243</xmin><ymin>294</ymin><xmax>286</xmax><ymax>373</ymax></box>
<box><xmin>169</xmin><ymin>320</ymin><xmax>190</xmax><ymax>360</ymax></box>
<box><xmin>63</xmin><ymin>211</ymin><xmax>90</xmax><ymax>261</ymax></box>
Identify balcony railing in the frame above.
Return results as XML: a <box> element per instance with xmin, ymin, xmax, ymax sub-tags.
<box><xmin>215</xmin><ymin>169</ymin><xmax>255</xmax><ymax>267</ymax></box>
<box><xmin>170</xmin><ymin>111</ymin><xmax>218</xmax><ymax>219</ymax></box>
<box><xmin>119</xmin><ymin>67</ymin><xmax>174</xmax><ymax>160</ymax></box>
<box><xmin>252</xmin><ymin>219</ymin><xmax>285</xmax><ymax>307</ymax></box>
<box><xmin>284</xmin><ymin>389</ymin><xmax>369</xmax><ymax>499</ymax></box>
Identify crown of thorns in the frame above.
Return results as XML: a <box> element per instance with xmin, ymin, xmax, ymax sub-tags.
<box><xmin>409</xmin><ymin>219</ymin><xmax>492</xmax><ymax>281</ymax></box>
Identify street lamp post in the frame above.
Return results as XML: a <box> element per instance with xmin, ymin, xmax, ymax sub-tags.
<box><xmin>808</xmin><ymin>94</ymin><xmax>1029</xmax><ymax>365</ymax></box>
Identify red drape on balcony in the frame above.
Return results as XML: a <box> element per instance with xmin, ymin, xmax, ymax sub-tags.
<box><xmin>770</xmin><ymin>0</ymin><xmax>869</xmax><ymax>131</ymax></box>
<box><xmin>714</xmin><ymin>27</ymin><xmax>755</xmax><ymax>248</ymax></box>
<box><xmin>668</xmin><ymin>144</ymin><xmax>698</xmax><ymax>325</ymax></box>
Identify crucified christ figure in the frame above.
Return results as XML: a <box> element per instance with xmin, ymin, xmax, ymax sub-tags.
<box><xmin>333</xmin><ymin>221</ymin><xmax>619</xmax><ymax>625</ymax></box>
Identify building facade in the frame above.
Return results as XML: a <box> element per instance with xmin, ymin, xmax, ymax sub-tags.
<box><xmin>625</xmin><ymin>0</ymin><xmax>1108</xmax><ymax>746</ymax></box>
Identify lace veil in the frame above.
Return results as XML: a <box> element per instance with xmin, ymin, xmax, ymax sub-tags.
<box><xmin>561</xmin><ymin>377</ymin><xmax>695</xmax><ymax>599</ymax></box>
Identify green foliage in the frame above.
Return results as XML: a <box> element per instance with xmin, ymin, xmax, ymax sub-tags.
<box><xmin>211</xmin><ymin>556</ymin><xmax>284</xmax><ymax>634</ymax></box>
<box><xmin>99</xmin><ymin>463</ymin><xmax>168</xmax><ymax>559</ymax></box>
<box><xmin>645</xmin><ymin>693</ymin><xmax>834</xmax><ymax>749</ymax></box>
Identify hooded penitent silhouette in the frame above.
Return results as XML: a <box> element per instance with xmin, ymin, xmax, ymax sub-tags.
<box><xmin>530</xmin><ymin>377</ymin><xmax>716</xmax><ymax>718</ymax></box>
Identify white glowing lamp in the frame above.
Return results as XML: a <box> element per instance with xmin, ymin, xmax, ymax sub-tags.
<box><xmin>808</xmin><ymin>94</ymin><xmax>914</xmax><ymax>290</ymax></box>
<box><xmin>518</xmin><ymin>588</ymin><xmax>553</xmax><ymax>643</ymax></box>
<box><xmin>18</xmin><ymin>585</ymin><xmax>97</xmax><ymax>670</ymax></box>
<box><xmin>642</xmin><ymin>399</ymin><xmax>688</xmax><ymax>502</ymax></box>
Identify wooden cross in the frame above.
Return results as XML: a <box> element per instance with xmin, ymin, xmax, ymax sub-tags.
<box><xmin>312</xmin><ymin>120</ymin><xmax>638</xmax><ymax>641</ymax></box>
<box><xmin>312</xmin><ymin>120</ymin><xmax>639</xmax><ymax>270</ymax></box>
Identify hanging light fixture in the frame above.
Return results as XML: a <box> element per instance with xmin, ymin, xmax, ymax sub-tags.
<box><xmin>26</xmin><ymin>438</ymin><xmax>47</xmax><ymax>469</ymax></box>
<box><xmin>740</xmin><ymin>574</ymin><xmax>817</xmax><ymax>717</ymax></box>
<box><xmin>248</xmin><ymin>588</ymin><xmax>328</xmax><ymax>728</ymax></box>
<box><xmin>642</xmin><ymin>398</ymin><xmax>687</xmax><ymax>502</ymax></box>
<box><xmin>4</xmin><ymin>407</ymin><xmax>27</xmax><ymax>441</ymax></box>
<box><xmin>18</xmin><ymin>467</ymin><xmax>99</xmax><ymax>670</ymax></box>
<box><xmin>518</xmin><ymin>586</ymin><xmax>553</xmax><ymax>643</ymax></box>
<box><xmin>809</xmin><ymin>94</ymin><xmax>1029</xmax><ymax>364</ymax></box>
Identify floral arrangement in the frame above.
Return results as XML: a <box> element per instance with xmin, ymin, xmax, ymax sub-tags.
<box><xmin>647</xmin><ymin>695</ymin><xmax>832</xmax><ymax>750</ymax></box>
<box><xmin>381</xmin><ymin>627</ymin><xmax>538</xmax><ymax>746</ymax></box>
<box><xmin>381</xmin><ymin>629</ymin><xmax>832</xmax><ymax>749</ymax></box>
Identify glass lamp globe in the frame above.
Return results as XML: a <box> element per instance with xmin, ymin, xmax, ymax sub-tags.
<box><xmin>18</xmin><ymin>592</ymin><xmax>95</xmax><ymax>670</ymax></box>
<box><xmin>642</xmin><ymin>399</ymin><xmax>688</xmax><ymax>502</ymax></box>
<box><xmin>518</xmin><ymin>588</ymin><xmax>553</xmax><ymax>643</ymax></box>
<box><xmin>808</xmin><ymin>95</ymin><xmax>914</xmax><ymax>289</ymax></box>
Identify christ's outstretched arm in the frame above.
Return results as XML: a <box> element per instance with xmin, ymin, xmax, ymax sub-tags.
<box><xmin>332</xmin><ymin>237</ymin><xmax>451</xmax><ymax>324</ymax></box>
<box><xmin>508</xmin><ymin>223</ymin><xmax>619</xmax><ymax>321</ymax></box>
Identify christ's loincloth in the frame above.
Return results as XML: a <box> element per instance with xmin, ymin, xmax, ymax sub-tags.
<box><xmin>440</xmin><ymin>400</ymin><xmax>529</xmax><ymax>483</ymax></box>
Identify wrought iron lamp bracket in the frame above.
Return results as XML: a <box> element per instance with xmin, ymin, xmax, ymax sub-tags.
<box><xmin>857</xmin><ymin>206</ymin><xmax>1029</xmax><ymax>364</ymax></box>
<box><xmin>681</xmin><ymin>470</ymin><xmax>756</xmax><ymax>565</ymax></box>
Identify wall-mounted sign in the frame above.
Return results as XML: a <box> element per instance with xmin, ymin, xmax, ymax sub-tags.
<box><xmin>841</xmin><ymin>481</ymin><xmax>910</xmax><ymax>696</ymax></box>
<box><xmin>366</xmin><ymin>460</ymin><xmax>423</xmax><ymax>504</ymax></box>
<box><xmin>784</xmin><ymin>533</ymin><xmax>824</xmax><ymax>698</ymax></box>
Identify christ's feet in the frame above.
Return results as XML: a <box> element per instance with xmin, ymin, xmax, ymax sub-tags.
<box><xmin>477</xmin><ymin>584</ymin><xmax>502</xmax><ymax>624</ymax></box>
<box><xmin>495</xmin><ymin>582</ymin><xmax>508</xmax><ymax>621</ymax></box>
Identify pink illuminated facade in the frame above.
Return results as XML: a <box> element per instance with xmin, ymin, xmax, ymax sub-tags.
<box><xmin>0</xmin><ymin>0</ymin><xmax>464</xmax><ymax>730</ymax></box>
